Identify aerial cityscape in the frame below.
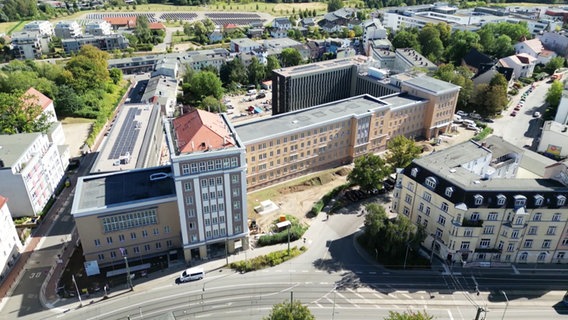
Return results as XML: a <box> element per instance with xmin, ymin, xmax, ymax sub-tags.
<box><xmin>2</xmin><ymin>0</ymin><xmax>568</xmax><ymax>319</ymax></box>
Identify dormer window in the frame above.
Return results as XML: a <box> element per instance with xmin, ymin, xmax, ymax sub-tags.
<box><xmin>496</xmin><ymin>194</ymin><xmax>506</xmax><ymax>206</ymax></box>
<box><xmin>558</xmin><ymin>195</ymin><xmax>566</xmax><ymax>206</ymax></box>
<box><xmin>445</xmin><ymin>187</ymin><xmax>454</xmax><ymax>197</ymax></box>
<box><xmin>534</xmin><ymin>194</ymin><xmax>544</xmax><ymax>206</ymax></box>
<box><xmin>425</xmin><ymin>176</ymin><xmax>437</xmax><ymax>189</ymax></box>
<box><xmin>411</xmin><ymin>168</ymin><xmax>418</xmax><ymax>177</ymax></box>
<box><xmin>514</xmin><ymin>195</ymin><xmax>527</xmax><ymax>207</ymax></box>
<box><xmin>474</xmin><ymin>194</ymin><xmax>483</xmax><ymax>206</ymax></box>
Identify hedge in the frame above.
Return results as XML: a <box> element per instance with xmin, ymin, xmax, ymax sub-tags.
<box><xmin>229</xmin><ymin>246</ymin><xmax>306</xmax><ymax>272</ymax></box>
<box><xmin>307</xmin><ymin>183</ymin><xmax>349</xmax><ymax>217</ymax></box>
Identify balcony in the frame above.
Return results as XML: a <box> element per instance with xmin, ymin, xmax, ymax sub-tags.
<box><xmin>462</xmin><ymin>218</ymin><xmax>484</xmax><ymax>228</ymax></box>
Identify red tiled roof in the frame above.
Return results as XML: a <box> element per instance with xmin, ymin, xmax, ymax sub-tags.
<box><xmin>224</xmin><ymin>23</ymin><xmax>239</xmax><ymax>29</ymax></box>
<box><xmin>104</xmin><ymin>17</ymin><xmax>137</xmax><ymax>27</ymax></box>
<box><xmin>149</xmin><ymin>22</ymin><xmax>166</xmax><ymax>30</ymax></box>
<box><xmin>23</xmin><ymin>87</ymin><xmax>52</xmax><ymax>111</ymax></box>
<box><xmin>173</xmin><ymin>109</ymin><xmax>235</xmax><ymax>154</ymax></box>
<box><xmin>0</xmin><ymin>195</ymin><xmax>7</xmax><ymax>209</ymax></box>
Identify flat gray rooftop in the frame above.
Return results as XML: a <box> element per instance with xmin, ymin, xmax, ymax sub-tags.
<box><xmin>403</xmin><ymin>75</ymin><xmax>461</xmax><ymax>94</ymax></box>
<box><xmin>235</xmin><ymin>93</ymin><xmax>425</xmax><ymax>143</ymax></box>
<box><xmin>275</xmin><ymin>55</ymin><xmax>368</xmax><ymax>77</ymax></box>
<box><xmin>0</xmin><ymin>133</ymin><xmax>41</xmax><ymax>168</ymax></box>
<box><xmin>74</xmin><ymin>166</ymin><xmax>175</xmax><ymax>213</ymax></box>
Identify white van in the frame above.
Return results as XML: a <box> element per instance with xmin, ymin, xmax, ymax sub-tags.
<box><xmin>179</xmin><ymin>267</ymin><xmax>205</xmax><ymax>282</ymax></box>
<box><xmin>453</xmin><ymin>114</ymin><xmax>463</xmax><ymax>123</ymax></box>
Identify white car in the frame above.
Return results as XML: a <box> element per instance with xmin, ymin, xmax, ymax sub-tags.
<box><xmin>179</xmin><ymin>267</ymin><xmax>205</xmax><ymax>282</ymax></box>
<box><xmin>456</xmin><ymin>110</ymin><xmax>468</xmax><ymax>117</ymax></box>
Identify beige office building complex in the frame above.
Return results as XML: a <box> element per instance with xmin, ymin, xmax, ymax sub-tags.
<box><xmin>393</xmin><ymin>136</ymin><xmax>568</xmax><ymax>265</ymax></box>
<box><xmin>236</xmin><ymin>75</ymin><xmax>460</xmax><ymax>191</ymax></box>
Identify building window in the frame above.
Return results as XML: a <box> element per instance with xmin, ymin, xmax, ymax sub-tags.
<box><xmin>534</xmin><ymin>195</ymin><xmax>544</xmax><ymax>206</ymax></box>
<box><xmin>496</xmin><ymin>194</ymin><xmax>506</xmax><ymax>206</ymax></box>
<box><xmin>232</xmin><ymin>175</ymin><xmax>239</xmax><ymax>184</ymax></box>
<box><xmin>423</xmin><ymin>192</ymin><xmax>431</xmax><ymax>202</ymax></box>
<box><xmin>514</xmin><ymin>195</ymin><xmax>526</xmax><ymax>207</ymax></box>
<box><xmin>460</xmin><ymin>242</ymin><xmax>470</xmax><ymax>250</ymax></box>
<box><xmin>130</xmin><ymin>232</ymin><xmax>137</xmax><ymax>239</ymax></box>
<box><xmin>519</xmin><ymin>252</ymin><xmax>528</xmax><ymax>261</ymax></box>
<box><xmin>110</xmin><ymin>251</ymin><xmax>116</xmax><ymax>258</ymax></box>
<box><xmin>106</xmin><ymin>237</ymin><xmax>113</xmax><ymax>244</ymax></box>
<box><xmin>403</xmin><ymin>207</ymin><xmax>410</xmax><ymax>216</ymax></box>
<box><xmin>98</xmin><ymin>254</ymin><xmax>105</xmax><ymax>260</ymax></box>
<box><xmin>118</xmin><ymin>234</ymin><xmax>125</xmax><ymax>242</ymax></box>
<box><xmin>470</xmin><ymin>212</ymin><xmax>480</xmax><ymax>221</ymax></box>
<box><xmin>164</xmin><ymin>226</ymin><xmax>170</xmax><ymax>233</ymax></box>
<box><xmin>156</xmin><ymin>242</ymin><xmax>162</xmax><ymax>249</ymax></box>
<box><xmin>216</xmin><ymin>177</ymin><xmax>223</xmax><ymax>185</ymax></box>
<box><xmin>167</xmin><ymin>240</ymin><xmax>173</xmax><ymax>248</ymax></box>
<box><xmin>184</xmin><ymin>182</ymin><xmax>192</xmax><ymax>191</ymax></box>
<box><xmin>464</xmin><ymin>229</ymin><xmax>473</xmax><ymax>237</ymax></box>
<box><xmin>514</xmin><ymin>217</ymin><xmax>524</xmax><ymax>225</ymax></box>
<box><xmin>523</xmin><ymin>239</ymin><xmax>533</xmax><ymax>248</ymax></box>
<box><xmin>94</xmin><ymin>239</ymin><xmax>101</xmax><ymax>247</ymax></box>
<box><xmin>233</xmin><ymin>201</ymin><xmax>240</xmax><ymax>209</ymax></box>
<box><xmin>528</xmin><ymin>226</ymin><xmax>538</xmax><ymax>235</ymax></box>
<box><xmin>483</xmin><ymin>226</ymin><xmax>494</xmax><ymax>234</ymax></box>
<box><xmin>441</xmin><ymin>202</ymin><xmax>448</xmax><ymax>213</ymax></box>
<box><xmin>425</xmin><ymin>206</ymin><xmax>431</xmax><ymax>216</ymax></box>
<box><xmin>474</xmin><ymin>194</ymin><xmax>483</xmax><ymax>206</ymax></box>
<box><xmin>185</xmin><ymin>197</ymin><xmax>193</xmax><ymax>205</ymax></box>
<box><xmin>142</xmin><ymin>230</ymin><xmax>148</xmax><ymax>238</ymax></box>
<box><xmin>188</xmin><ymin>208</ymin><xmax>195</xmax><ymax>217</ymax></box>
<box><xmin>144</xmin><ymin>244</ymin><xmax>151</xmax><ymax>252</ymax></box>
<box><xmin>488</xmin><ymin>212</ymin><xmax>498</xmax><ymax>221</ymax></box>
<box><xmin>533</xmin><ymin>213</ymin><xmax>542</xmax><ymax>221</ymax></box>
<box><xmin>101</xmin><ymin>209</ymin><xmax>158</xmax><ymax>233</ymax></box>
<box><xmin>405</xmin><ymin>194</ymin><xmax>412</xmax><ymax>204</ymax></box>
<box><xmin>425</xmin><ymin>176</ymin><xmax>437</xmax><ymax>189</ymax></box>
<box><xmin>233</xmin><ymin>189</ymin><xmax>240</xmax><ymax>197</ymax></box>
<box><xmin>418</xmin><ymin>203</ymin><xmax>424</xmax><ymax>212</ymax></box>
<box><xmin>479</xmin><ymin>239</ymin><xmax>490</xmax><ymax>248</ymax></box>
<box><xmin>511</xmin><ymin>230</ymin><xmax>519</xmax><ymax>239</ymax></box>
<box><xmin>507</xmin><ymin>243</ymin><xmax>515</xmax><ymax>252</ymax></box>
<box><xmin>542</xmin><ymin>240</ymin><xmax>551</xmax><ymax>248</ymax></box>
<box><xmin>553</xmin><ymin>213</ymin><xmax>561</xmax><ymax>221</ymax></box>
<box><xmin>191</xmin><ymin>163</ymin><xmax>198</xmax><ymax>173</ymax></box>
<box><xmin>153</xmin><ymin>228</ymin><xmax>159</xmax><ymax>235</ymax></box>
<box><xmin>437</xmin><ymin>215</ymin><xmax>446</xmax><ymax>226</ymax></box>
<box><xmin>537</xmin><ymin>252</ymin><xmax>547</xmax><ymax>261</ymax></box>
<box><xmin>547</xmin><ymin>226</ymin><xmax>557</xmax><ymax>235</ymax></box>
<box><xmin>202</xmin><ymin>193</ymin><xmax>209</xmax><ymax>201</ymax></box>
<box><xmin>558</xmin><ymin>195</ymin><xmax>566</xmax><ymax>206</ymax></box>
<box><xmin>411</xmin><ymin>168</ymin><xmax>418</xmax><ymax>177</ymax></box>
<box><xmin>182</xmin><ymin>164</ymin><xmax>190</xmax><ymax>175</ymax></box>
<box><xmin>445</xmin><ymin>187</ymin><xmax>453</xmax><ymax>197</ymax></box>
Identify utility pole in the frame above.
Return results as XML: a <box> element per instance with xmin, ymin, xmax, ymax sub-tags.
<box><xmin>501</xmin><ymin>290</ymin><xmax>509</xmax><ymax>320</ymax></box>
<box><xmin>72</xmin><ymin>274</ymin><xmax>82</xmax><ymax>307</ymax></box>
<box><xmin>403</xmin><ymin>244</ymin><xmax>410</xmax><ymax>269</ymax></box>
<box><xmin>474</xmin><ymin>307</ymin><xmax>485</xmax><ymax>320</ymax></box>
<box><xmin>287</xmin><ymin>224</ymin><xmax>291</xmax><ymax>256</ymax></box>
<box><xmin>124</xmin><ymin>256</ymin><xmax>133</xmax><ymax>290</ymax></box>
<box><xmin>290</xmin><ymin>291</ymin><xmax>293</xmax><ymax>312</ymax></box>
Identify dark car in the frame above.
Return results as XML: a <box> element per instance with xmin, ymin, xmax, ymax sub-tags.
<box><xmin>256</xmin><ymin>93</ymin><xmax>266</xmax><ymax>99</ymax></box>
<box><xmin>482</xmin><ymin>118</ymin><xmax>494</xmax><ymax>123</ymax></box>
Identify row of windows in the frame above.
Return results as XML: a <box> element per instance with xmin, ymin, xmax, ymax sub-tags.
<box><xmin>96</xmin><ymin>240</ymin><xmax>174</xmax><ymax>260</ymax></box>
<box><xmin>94</xmin><ymin>226</ymin><xmax>170</xmax><ymax>246</ymax></box>
<box><xmin>101</xmin><ymin>209</ymin><xmax>157</xmax><ymax>233</ymax></box>
<box><xmin>181</xmin><ymin>157</ymin><xmax>239</xmax><ymax>175</ymax></box>
<box><xmin>248</xmin><ymin>124</ymin><xmax>350</xmax><ymax>152</ymax></box>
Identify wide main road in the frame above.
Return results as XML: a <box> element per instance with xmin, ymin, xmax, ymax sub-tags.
<box><xmin>30</xmin><ymin>213</ymin><xmax>568</xmax><ymax>320</ymax></box>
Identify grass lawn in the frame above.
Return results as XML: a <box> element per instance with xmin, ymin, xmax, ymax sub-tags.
<box><xmin>60</xmin><ymin>117</ymin><xmax>95</xmax><ymax>124</ymax></box>
<box><xmin>0</xmin><ymin>21</ymin><xmax>26</xmax><ymax>35</ymax></box>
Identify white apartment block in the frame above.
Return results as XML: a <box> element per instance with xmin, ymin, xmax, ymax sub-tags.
<box><xmin>0</xmin><ymin>196</ymin><xmax>22</xmax><ymax>281</ymax></box>
<box><xmin>0</xmin><ymin>133</ymin><xmax>65</xmax><ymax>217</ymax></box>
<box><xmin>85</xmin><ymin>20</ymin><xmax>113</xmax><ymax>36</ymax></box>
<box><xmin>54</xmin><ymin>21</ymin><xmax>83</xmax><ymax>39</ymax></box>
<box><xmin>11</xmin><ymin>31</ymin><xmax>48</xmax><ymax>60</ymax></box>
<box><xmin>23</xmin><ymin>20</ymin><xmax>54</xmax><ymax>37</ymax></box>
<box><xmin>499</xmin><ymin>53</ymin><xmax>537</xmax><ymax>80</ymax></box>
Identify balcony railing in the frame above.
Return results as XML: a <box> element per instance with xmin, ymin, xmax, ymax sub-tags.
<box><xmin>462</xmin><ymin>218</ymin><xmax>484</xmax><ymax>228</ymax></box>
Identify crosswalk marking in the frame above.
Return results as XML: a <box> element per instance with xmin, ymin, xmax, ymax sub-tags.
<box><xmin>336</xmin><ymin>292</ymin><xmax>359</xmax><ymax>308</ymax></box>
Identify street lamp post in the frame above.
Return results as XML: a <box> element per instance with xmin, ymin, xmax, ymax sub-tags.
<box><xmin>501</xmin><ymin>290</ymin><xmax>509</xmax><ymax>320</ymax></box>
<box><xmin>124</xmin><ymin>256</ymin><xmax>133</xmax><ymax>291</ymax></box>
<box><xmin>72</xmin><ymin>274</ymin><xmax>82</xmax><ymax>307</ymax></box>
<box><xmin>403</xmin><ymin>244</ymin><xmax>410</xmax><ymax>269</ymax></box>
<box><xmin>287</xmin><ymin>224</ymin><xmax>291</xmax><ymax>256</ymax></box>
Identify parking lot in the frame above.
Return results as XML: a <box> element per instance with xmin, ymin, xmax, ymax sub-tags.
<box><xmin>224</xmin><ymin>88</ymin><xmax>273</xmax><ymax>124</ymax></box>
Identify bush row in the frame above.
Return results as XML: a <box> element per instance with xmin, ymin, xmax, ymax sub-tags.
<box><xmin>257</xmin><ymin>224</ymin><xmax>308</xmax><ymax>247</ymax></box>
<box><xmin>228</xmin><ymin>246</ymin><xmax>306</xmax><ymax>272</ymax></box>
<box><xmin>307</xmin><ymin>183</ymin><xmax>350</xmax><ymax>217</ymax></box>
<box><xmin>472</xmin><ymin>127</ymin><xmax>494</xmax><ymax>141</ymax></box>
<box><xmin>85</xmin><ymin>83</ymin><xmax>129</xmax><ymax>147</ymax></box>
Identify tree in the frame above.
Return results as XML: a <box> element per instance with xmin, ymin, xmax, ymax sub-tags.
<box><xmin>55</xmin><ymin>85</ymin><xmax>83</xmax><ymax>116</ymax></box>
<box><xmin>109</xmin><ymin>68</ymin><xmax>123</xmax><ymax>85</ymax></box>
<box><xmin>391</xmin><ymin>29</ymin><xmax>420</xmax><ymax>51</ymax></box>
<box><xmin>384</xmin><ymin>311</ymin><xmax>434</xmax><ymax>320</ymax></box>
<box><xmin>418</xmin><ymin>24</ymin><xmax>444</xmax><ymax>62</ymax></box>
<box><xmin>280</xmin><ymin>48</ymin><xmax>303</xmax><ymax>67</ymax></box>
<box><xmin>200</xmin><ymin>95</ymin><xmax>225</xmax><ymax>113</ymax></box>
<box><xmin>266</xmin><ymin>55</ymin><xmax>281</xmax><ymax>80</ymax></box>
<box><xmin>445</xmin><ymin>30</ymin><xmax>481</xmax><ymax>65</ymax></box>
<box><xmin>492</xmin><ymin>34</ymin><xmax>514</xmax><ymax>57</ymax></box>
<box><xmin>348</xmin><ymin>154</ymin><xmax>389</xmax><ymax>193</ymax></box>
<box><xmin>544</xmin><ymin>56</ymin><xmax>566</xmax><ymax>75</ymax></box>
<box><xmin>134</xmin><ymin>15</ymin><xmax>153</xmax><ymax>44</ymax></box>
<box><xmin>219</xmin><ymin>58</ymin><xmax>247</xmax><ymax>87</ymax></box>
<box><xmin>386</xmin><ymin>135</ymin><xmax>422</xmax><ymax>172</ymax></box>
<box><xmin>327</xmin><ymin>0</ymin><xmax>343</xmax><ymax>12</ymax></box>
<box><xmin>432</xmin><ymin>64</ymin><xmax>474</xmax><ymax>110</ymax></box>
<box><xmin>546</xmin><ymin>80</ymin><xmax>563</xmax><ymax>109</ymax></box>
<box><xmin>0</xmin><ymin>91</ymin><xmax>51</xmax><ymax>134</ymax></box>
<box><xmin>187</xmin><ymin>71</ymin><xmax>224</xmax><ymax>105</ymax></box>
<box><xmin>64</xmin><ymin>45</ymin><xmax>110</xmax><ymax>94</ymax></box>
<box><xmin>247</xmin><ymin>57</ymin><xmax>266</xmax><ymax>86</ymax></box>
<box><xmin>263</xmin><ymin>300</ymin><xmax>315</xmax><ymax>320</ymax></box>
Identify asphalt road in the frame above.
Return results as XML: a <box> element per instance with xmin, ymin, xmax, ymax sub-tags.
<box><xmin>491</xmin><ymin>80</ymin><xmax>551</xmax><ymax>148</ymax></box>
<box><xmin>21</xmin><ymin>212</ymin><xmax>568</xmax><ymax>320</ymax></box>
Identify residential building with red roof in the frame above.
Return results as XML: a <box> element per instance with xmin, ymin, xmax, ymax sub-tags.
<box><xmin>514</xmin><ymin>38</ymin><xmax>557</xmax><ymax>65</ymax></box>
<box><xmin>165</xmin><ymin>108</ymin><xmax>248</xmax><ymax>263</ymax></box>
<box><xmin>499</xmin><ymin>53</ymin><xmax>537</xmax><ymax>80</ymax></box>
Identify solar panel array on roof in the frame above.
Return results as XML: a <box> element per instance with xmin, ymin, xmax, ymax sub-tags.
<box><xmin>108</xmin><ymin>108</ymin><xmax>141</xmax><ymax>160</ymax></box>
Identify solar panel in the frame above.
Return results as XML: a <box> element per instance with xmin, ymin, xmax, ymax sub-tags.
<box><xmin>107</xmin><ymin>108</ymin><xmax>141</xmax><ymax>160</ymax></box>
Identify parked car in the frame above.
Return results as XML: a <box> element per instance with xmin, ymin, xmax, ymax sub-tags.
<box><xmin>456</xmin><ymin>110</ymin><xmax>468</xmax><ymax>117</ymax></box>
<box><xmin>510</xmin><ymin>111</ymin><xmax>517</xmax><ymax>117</ymax></box>
<box><xmin>256</xmin><ymin>93</ymin><xmax>266</xmax><ymax>99</ymax></box>
<box><xmin>466</xmin><ymin>124</ymin><xmax>478</xmax><ymax>130</ymax></box>
<box><xmin>470</xmin><ymin>113</ymin><xmax>482</xmax><ymax>120</ymax></box>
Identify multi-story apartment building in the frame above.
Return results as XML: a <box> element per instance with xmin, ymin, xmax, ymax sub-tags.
<box><xmin>85</xmin><ymin>20</ymin><xmax>113</xmax><ymax>36</ymax></box>
<box><xmin>0</xmin><ymin>133</ymin><xmax>65</xmax><ymax>217</ymax></box>
<box><xmin>272</xmin><ymin>56</ymin><xmax>399</xmax><ymax>115</ymax></box>
<box><xmin>11</xmin><ymin>31</ymin><xmax>47</xmax><ymax>60</ymax></box>
<box><xmin>61</xmin><ymin>34</ymin><xmax>129</xmax><ymax>54</ymax></box>
<box><xmin>165</xmin><ymin>109</ymin><xmax>249</xmax><ymax>262</ymax></box>
<box><xmin>71</xmin><ymin>166</ymin><xmax>182</xmax><ymax>270</ymax></box>
<box><xmin>0</xmin><ymin>196</ymin><xmax>23</xmax><ymax>282</ymax></box>
<box><xmin>23</xmin><ymin>20</ymin><xmax>54</xmax><ymax>37</ymax></box>
<box><xmin>393</xmin><ymin>136</ymin><xmax>568</xmax><ymax>265</ymax></box>
<box><xmin>237</xmin><ymin>74</ymin><xmax>460</xmax><ymax>190</ymax></box>
<box><xmin>393</xmin><ymin>48</ymin><xmax>437</xmax><ymax>74</ymax></box>
<box><xmin>54</xmin><ymin>21</ymin><xmax>83</xmax><ymax>39</ymax></box>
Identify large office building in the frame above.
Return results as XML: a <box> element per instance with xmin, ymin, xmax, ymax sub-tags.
<box><xmin>237</xmin><ymin>74</ymin><xmax>460</xmax><ymax>190</ymax></box>
<box><xmin>0</xmin><ymin>133</ymin><xmax>66</xmax><ymax>217</ymax></box>
<box><xmin>165</xmin><ymin>109</ymin><xmax>249</xmax><ymax>262</ymax></box>
<box><xmin>392</xmin><ymin>136</ymin><xmax>568</xmax><ymax>265</ymax></box>
<box><xmin>272</xmin><ymin>56</ymin><xmax>399</xmax><ymax>115</ymax></box>
<box><xmin>71</xmin><ymin>166</ymin><xmax>181</xmax><ymax>271</ymax></box>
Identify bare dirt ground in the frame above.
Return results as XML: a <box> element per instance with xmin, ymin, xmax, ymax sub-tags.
<box><xmin>60</xmin><ymin>117</ymin><xmax>93</xmax><ymax>157</ymax></box>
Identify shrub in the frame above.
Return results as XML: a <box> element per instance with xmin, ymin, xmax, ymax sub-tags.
<box><xmin>472</xmin><ymin>127</ymin><xmax>494</xmax><ymax>141</ymax></box>
<box><xmin>229</xmin><ymin>246</ymin><xmax>306</xmax><ymax>272</ymax></box>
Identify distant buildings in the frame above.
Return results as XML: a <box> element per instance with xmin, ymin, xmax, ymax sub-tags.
<box><xmin>11</xmin><ymin>31</ymin><xmax>48</xmax><ymax>60</ymax></box>
<box><xmin>498</xmin><ymin>53</ymin><xmax>537</xmax><ymax>80</ymax></box>
<box><xmin>62</xmin><ymin>34</ymin><xmax>129</xmax><ymax>54</ymax></box>
<box><xmin>54</xmin><ymin>21</ymin><xmax>82</xmax><ymax>39</ymax></box>
<box><xmin>23</xmin><ymin>20</ymin><xmax>54</xmax><ymax>37</ymax></box>
<box><xmin>85</xmin><ymin>20</ymin><xmax>113</xmax><ymax>36</ymax></box>
<box><xmin>514</xmin><ymin>38</ymin><xmax>557</xmax><ymax>65</ymax></box>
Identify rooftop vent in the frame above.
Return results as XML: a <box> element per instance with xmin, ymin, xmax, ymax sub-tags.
<box><xmin>149</xmin><ymin>172</ymin><xmax>169</xmax><ymax>181</ymax></box>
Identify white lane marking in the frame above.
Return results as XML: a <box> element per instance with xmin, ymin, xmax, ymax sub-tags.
<box><xmin>447</xmin><ymin>310</ymin><xmax>454</xmax><ymax>320</ymax></box>
<box><xmin>336</xmin><ymin>291</ymin><xmax>359</xmax><ymax>308</ymax></box>
<box><xmin>401</xmin><ymin>293</ymin><xmax>412</xmax><ymax>299</ymax></box>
